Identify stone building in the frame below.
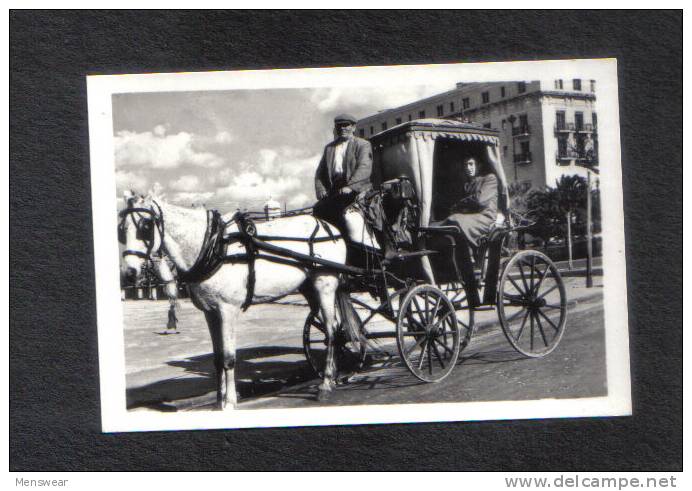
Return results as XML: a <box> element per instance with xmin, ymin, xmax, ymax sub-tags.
<box><xmin>356</xmin><ymin>79</ymin><xmax>598</xmax><ymax>190</ymax></box>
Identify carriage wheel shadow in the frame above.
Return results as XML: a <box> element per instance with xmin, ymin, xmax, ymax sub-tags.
<box><xmin>126</xmin><ymin>346</ymin><xmax>317</xmax><ymax>411</ymax></box>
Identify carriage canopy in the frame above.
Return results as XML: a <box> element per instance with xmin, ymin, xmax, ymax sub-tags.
<box><xmin>370</xmin><ymin>119</ymin><xmax>509</xmax><ymax>226</ymax></box>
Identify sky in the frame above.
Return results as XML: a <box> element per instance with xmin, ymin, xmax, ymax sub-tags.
<box><xmin>112</xmin><ymin>83</ymin><xmax>451</xmax><ymax>213</ymax></box>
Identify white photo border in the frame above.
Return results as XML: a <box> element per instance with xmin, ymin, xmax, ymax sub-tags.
<box><xmin>87</xmin><ymin>58</ymin><xmax>631</xmax><ymax>433</ymax></box>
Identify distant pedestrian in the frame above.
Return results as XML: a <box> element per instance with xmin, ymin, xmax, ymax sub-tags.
<box><xmin>166</xmin><ymin>300</ymin><xmax>179</xmax><ymax>333</ymax></box>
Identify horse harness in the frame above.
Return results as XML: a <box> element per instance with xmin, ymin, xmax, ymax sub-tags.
<box><xmin>118</xmin><ymin>202</ymin><xmax>340</xmax><ymax>311</ymax></box>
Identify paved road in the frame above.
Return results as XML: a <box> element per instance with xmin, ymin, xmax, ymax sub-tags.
<box><xmin>123</xmin><ymin>276</ymin><xmax>605</xmax><ymax>412</ymax></box>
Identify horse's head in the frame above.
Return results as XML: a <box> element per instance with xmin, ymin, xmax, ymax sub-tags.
<box><xmin>118</xmin><ymin>190</ymin><xmax>164</xmax><ymax>282</ymax></box>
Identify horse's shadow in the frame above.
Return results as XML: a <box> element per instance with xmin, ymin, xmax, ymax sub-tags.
<box><xmin>126</xmin><ymin>346</ymin><xmax>315</xmax><ymax>410</ymax></box>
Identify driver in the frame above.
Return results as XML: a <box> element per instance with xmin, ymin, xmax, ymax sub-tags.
<box><xmin>313</xmin><ymin>113</ymin><xmax>373</xmax><ymax>234</ymax></box>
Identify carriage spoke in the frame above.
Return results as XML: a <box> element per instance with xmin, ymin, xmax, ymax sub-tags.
<box><xmin>505</xmin><ymin>307</ymin><xmax>528</xmax><ymax>325</ymax></box>
<box><xmin>430</xmin><ymin>296</ymin><xmax>442</xmax><ymax>326</ymax></box>
<box><xmin>535</xmin><ymin>313</ymin><xmax>549</xmax><ymax>347</ymax></box>
<box><xmin>404</xmin><ymin>335</ymin><xmax>427</xmax><ymax>356</ymax></box>
<box><xmin>532</xmin><ymin>266</ymin><xmax>551</xmax><ymax>294</ymax></box>
<box><xmin>530</xmin><ymin>312</ymin><xmax>535</xmax><ymax>351</ymax></box>
<box><xmin>431</xmin><ymin>341</ymin><xmax>445</xmax><ymax>369</ymax></box>
<box><xmin>435</xmin><ymin>338</ymin><xmax>455</xmax><ymax>357</ymax></box>
<box><xmin>417</xmin><ymin>340</ymin><xmax>429</xmax><ymax>370</ymax></box>
<box><xmin>543</xmin><ymin>303</ymin><xmax>563</xmax><ymax>310</ymax></box>
<box><xmin>412</xmin><ymin>297</ymin><xmax>427</xmax><ymax>326</ymax></box>
<box><xmin>529</xmin><ymin>255</ymin><xmax>536</xmax><ymax>291</ymax></box>
<box><xmin>508</xmin><ymin>276</ymin><xmax>526</xmax><ymax>296</ymax></box>
<box><xmin>514</xmin><ymin>309</ymin><xmax>531</xmax><ymax>342</ymax></box>
<box><xmin>537</xmin><ymin>283</ymin><xmax>559</xmax><ymax>299</ymax></box>
<box><xmin>517</xmin><ymin>261</ymin><xmax>530</xmax><ymax>293</ymax></box>
<box><xmin>536</xmin><ymin>308</ymin><xmax>560</xmax><ymax>332</ymax></box>
<box><xmin>432</xmin><ymin>311</ymin><xmax>454</xmax><ymax>332</ymax></box>
<box><xmin>427</xmin><ymin>341</ymin><xmax>433</xmax><ymax>374</ymax></box>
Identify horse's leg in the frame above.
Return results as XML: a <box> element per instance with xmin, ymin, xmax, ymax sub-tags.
<box><xmin>203</xmin><ymin>310</ymin><xmax>225</xmax><ymax>409</ymax></box>
<box><xmin>218</xmin><ymin>304</ymin><xmax>240</xmax><ymax>409</ymax></box>
<box><xmin>312</xmin><ymin>272</ymin><xmax>339</xmax><ymax>401</ymax></box>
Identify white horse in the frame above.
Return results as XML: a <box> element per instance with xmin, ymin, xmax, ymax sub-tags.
<box><xmin>119</xmin><ymin>190</ymin><xmax>348</xmax><ymax>409</ymax></box>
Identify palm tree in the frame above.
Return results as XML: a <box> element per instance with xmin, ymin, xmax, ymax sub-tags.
<box><xmin>554</xmin><ymin>175</ymin><xmax>587</xmax><ymax>268</ymax></box>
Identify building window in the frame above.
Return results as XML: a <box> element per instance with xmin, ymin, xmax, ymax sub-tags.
<box><xmin>557</xmin><ymin>136</ymin><xmax>568</xmax><ymax>158</ymax></box>
<box><xmin>592</xmin><ymin>112</ymin><xmax>598</xmax><ymax>128</ymax></box>
<box><xmin>519</xmin><ymin>114</ymin><xmax>528</xmax><ymax>130</ymax></box>
<box><xmin>500</xmin><ymin>86</ymin><xmax>506</xmax><ymax>98</ymax></box>
<box><xmin>520</xmin><ymin>141</ymin><xmax>530</xmax><ymax>157</ymax></box>
<box><xmin>408</xmin><ymin>114</ymin><xmax>412</xmax><ymax>121</ymax></box>
<box><xmin>555</xmin><ymin>79</ymin><xmax>563</xmax><ymax>90</ymax></box>
<box><xmin>418</xmin><ymin>110</ymin><xmax>426</xmax><ymax>118</ymax></box>
<box><xmin>450</xmin><ymin>101</ymin><xmax>455</xmax><ymax>113</ymax></box>
<box><xmin>590</xmin><ymin>80</ymin><xmax>596</xmax><ymax>92</ymax></box>
<box><xmin>575</xmin><ymin>111</ymin><xmax>584</xmax><ymax>131</ymax></box>
<box><xmin>358</xmin><ymin>128</ymin><xmax>365</xmax><ymax>138</ymax></box>
<box><xmin>483</xmin><ymin>122</ymin><xmax>491</xmax><ymax>129</ymax></box>
<box><xmin>556</xmin><ymin>111</ymin><xmax>566</xmax><ymax>130</ymax></box>
<box><xmin>573</xmin><ymin>78</ymin><xmax>582</xmax><ymax>91</ymax></box>
<box><xmin>503</xmin><ymin>145</ymin><xmax>508</xmax><ymax>157</ymax></box>
<box><xmin>395</xmin><ymin>117</ymin><xmax>402</xmax><ymax>125</ymax></box>
<box><xmin>482</xmin><ymin>91</ymin><xmax>490</xmax><ymax>104</ymax></box>
<box><xmin>370</xmin><ymin>126</ymin><xmax>374</xmax><ymax>135</ymax></box>
<box><xmin>436</xmin><ymin>104</ymin><xmax>444</xmax><ymax>117</ymax></box>
<box><xmin>517</xmin><ymin>82</ymin><xmax>526</xmax><ymax>94</ymax></box>
<box><xmin>462</xmin><ymin>97</ymin><xmax>470</xmax><ymax>109</ymax></box>
<box><xmin>381</xmin><ymin>122</ymin><xmax>387</xmax><ymax>131</ymax></box>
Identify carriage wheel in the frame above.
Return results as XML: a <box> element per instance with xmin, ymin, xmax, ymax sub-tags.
<box><xmin>303</xmin><ymin>310</ymin><xmax>367</xmax><ymax>379</ymax></box>
<box><xmin>396</xmin><ymin>284</ymin><xmax>461</xmax><ymax>383</ymax></box>
<box><xmin>441</xmin><ymin>282</ymin><xmax>475</xmax><ymax>351</ymax></box>
<box><xmin>497</xmin><ymin>250</ymin><xmax>567</xmax><ymax>358</ymax></box>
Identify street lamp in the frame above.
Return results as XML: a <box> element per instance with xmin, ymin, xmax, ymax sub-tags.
<box><xmin>507</xmin><ymin>114</ymin><xmax>517</xmax><ymax>182</ymax></box>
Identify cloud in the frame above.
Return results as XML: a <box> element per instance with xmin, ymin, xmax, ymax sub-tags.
<box><xmin>115</xmin><ymin>170</ymin><xmax>148</xmax><ymax>193</ymax></box>
<box><xmin>287</xmin><ymin>193</ymin><xmax>311</xmax><ymax>209</ymax></box>
<box><xmin>171</xmin><ymin>191</ymin><xmax>214</xmax><ymax>205</ymax></box>
<box><xmin>169</xmin><ymin>174</ymin><xmax>202</xmax><ymax>192</ymax></box>
<box><xmin>214</xmin><ymin>130</ymin><xmax>234</xmax><ymax>144</ymax></box>
<box><xmin>114</xmin><ymin>126</ymin><xmax>224</xmax><ymax>170</ymax></box>
<box><xmin>216</xmin><ymin>171</ymin><xmax>302</xmax><ymax>205</ymax></box>
<box><xmin>309</xmin><ymin>85</ymin><xmax>451</xmax><ymax>115</ymax></box>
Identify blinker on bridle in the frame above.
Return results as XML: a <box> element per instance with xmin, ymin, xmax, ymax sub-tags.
<box><xmin>118</xmin><ymin>203</ymin><xmax>164</xmax><ymax>260</ymax></box>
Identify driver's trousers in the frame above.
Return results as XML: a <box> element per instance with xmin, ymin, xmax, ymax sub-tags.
<box><xmin>313</xmin><ymin>193</ymin><xmax>356</xmax><ymax>235</ymax></box>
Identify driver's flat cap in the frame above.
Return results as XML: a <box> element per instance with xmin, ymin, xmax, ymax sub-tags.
<box><xmin>334</xmin><ymin>113</ymin><xmax>357</xmax><ymax>124</ymax></box>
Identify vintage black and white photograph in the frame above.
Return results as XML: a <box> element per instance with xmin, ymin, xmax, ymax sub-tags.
<box><xmin>87</xmin><ymin>59</ymin><xmax>631</xmax><ymax>432</ymax></box>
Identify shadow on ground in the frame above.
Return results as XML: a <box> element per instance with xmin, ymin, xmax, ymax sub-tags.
<box><xmin>126</xmin><ymin>346</ymin><xmax>315</xmax><ymax>410</ymax></box>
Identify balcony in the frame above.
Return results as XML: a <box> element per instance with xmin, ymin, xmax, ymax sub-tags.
<box><xmin>556</xmin><ymin>150</ymin><xmax>599</xmax><ymax>166</ymax></box>
<box><xmin>511</xmin><ymin>125</ymin><xmax>531</xmax><ymax>137</ymax></box>
<box><xmin>514</xmin><ymin>152</ymin><xmax>532</xmax><ymax>165</ymax></box>
<box><xmin>554</xmin><ymin>122</ymin><xmax>575</xmax><ymax>133</ymax></box>
<box><xmin>576</xmin><ymin>123</ymin><xmax>595</xmax><ymax>133</ymax></box>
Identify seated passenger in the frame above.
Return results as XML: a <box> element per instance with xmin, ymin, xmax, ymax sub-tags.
<box><xmin>442</xmin><ymin>157</ymin><xmax>498</xmax><ymax>248</ymax></box>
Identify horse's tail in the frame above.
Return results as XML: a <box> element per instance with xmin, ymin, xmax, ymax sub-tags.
<box><xmin>336</xmin><ymin>289</ymin><xmax>367</xmax><ymax>346</ymax></box>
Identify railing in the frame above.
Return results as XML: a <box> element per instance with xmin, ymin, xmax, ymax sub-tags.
<box><xmin>576</xmin><ymin>123</ymin><xmax>595</xmax><ymax>133</ymax></box>
<box><xmin>514</xmin><ymin>152</ymin><xmax>532</xmax><ymax>164</ymax></box>
<box><xmin>556</xmin><ymin>123</ymin><xmax>576</xmax><ymax>133</ymax></box>
<box><xmin>556</xmin><ymin>150</ymin><xmax>598</xmax><ymax>165</ymax></box>
<box><xmin>511</xmin><ymin>125</ymin><xmax>531</xmax><ymax>137</ymax></box>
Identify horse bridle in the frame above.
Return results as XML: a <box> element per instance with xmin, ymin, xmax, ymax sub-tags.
<box><xmin>118</xmin><ymin>201</ymin><xmax>165</xmax><ymax>260</ymax></box>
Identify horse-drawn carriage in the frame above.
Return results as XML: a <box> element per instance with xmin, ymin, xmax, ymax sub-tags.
<box><xmin>303</xmin><ymin>119</ymin><xmax>567</xmax><ymax>383</ymax></box>
<box><xmin>119</xmin><ymin>118</ymin><xmax>567</xmax><ymax>408</ymax></box>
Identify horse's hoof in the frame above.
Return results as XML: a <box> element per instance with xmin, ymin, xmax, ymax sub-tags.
<box><xmin>317</xmin><ymin>389</ymin><xmax>332</xmax><ymax>402</ymax></box>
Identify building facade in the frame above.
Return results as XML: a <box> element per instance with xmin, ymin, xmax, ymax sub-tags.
<box><xmin>356</xmin><ymin>79</ymin><xmax>598</xmax><ymax>190</ymax></box>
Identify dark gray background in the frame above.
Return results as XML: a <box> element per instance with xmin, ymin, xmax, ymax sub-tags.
<box><xmin>10</xmin><ymin>10</ymin><xmax>682</xmax><ymax>471</ymax></box>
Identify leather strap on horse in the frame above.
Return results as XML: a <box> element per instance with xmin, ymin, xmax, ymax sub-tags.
<box><xmin>177</xmin><ymin>210</ymin><xmax>228</xmax><ymax>284</ymax></box>
<box><xmin>233</xmin><ymin>214</ymin><xmax>257</xmax><ymax>311</ymax></box>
